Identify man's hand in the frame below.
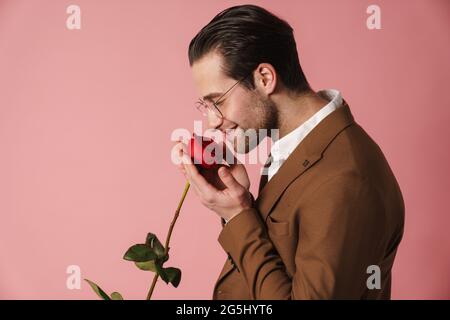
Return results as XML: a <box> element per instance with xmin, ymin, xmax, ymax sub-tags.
<box><xmin>173</xmin><ymin>140</ymin><xmax>253</xmax><ymax>221</ymax></box>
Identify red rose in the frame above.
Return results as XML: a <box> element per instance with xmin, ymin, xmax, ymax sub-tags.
<box><xmin>188</xmin><ymin>134</ymin><xmax>219</xmax><ymax>169</ymax></box>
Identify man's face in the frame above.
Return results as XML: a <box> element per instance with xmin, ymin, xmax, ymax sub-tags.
<box><xmin>191</xmin><ymin>51</ymin><xmax>277</xmax><ymax>154</ymax></box>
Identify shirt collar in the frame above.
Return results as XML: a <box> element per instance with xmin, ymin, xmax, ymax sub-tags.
<box><xmin>270</xmin><ymin>89</ymin><xmax>343</xmax><ymax>162</ymax></box>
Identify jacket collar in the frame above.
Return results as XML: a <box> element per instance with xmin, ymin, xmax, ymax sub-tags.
<box><xmin>256</xmin><ymin>100</ymin><xmax>355</xmax><ymax>223</ymax></box>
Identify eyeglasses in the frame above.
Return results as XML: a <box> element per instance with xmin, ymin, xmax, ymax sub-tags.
<box><xmin>195</xmin><ymin>74</ymin><xmax>250</xmax><ymax>120</ymax></box>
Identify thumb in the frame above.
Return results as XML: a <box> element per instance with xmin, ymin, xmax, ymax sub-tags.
<box><xmin>219</xmin><ymin>166</ymin><xmax>242</xmax><ymax>191</ymax></box>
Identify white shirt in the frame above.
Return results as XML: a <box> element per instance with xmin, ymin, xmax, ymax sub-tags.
<box><xmin>265</xmin><ymin>89</ymin><xmax>343</xmax><ymax>181</ymax></box>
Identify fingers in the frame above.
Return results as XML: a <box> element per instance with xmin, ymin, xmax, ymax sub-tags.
<box><xmin>218</xmin><ymin>166</ymin><xmax>244</xmax><ymax>195</ymax></box>
<box><xmin>174</xmin><ymin>139</ymin><xmax>191</xmax><ymax>165</ymax></box>
<box><xmin>179</xmin><ymin>150</ymin><xmax>219</xmax><ymax>199</ymax></box>
<box><xmin>173</xmin><ymin>139</ymin><xmax>188</xmax><ymax>164</ymax></box>
<box><xmin>185</xmin><ymin>162</ymin><xmax>216</xmax><ymax>192</ymax></box>
<box><xmin>229</xmin><ymin>164</ymin><xmax>251</xmax><ymax>190</ymax></box>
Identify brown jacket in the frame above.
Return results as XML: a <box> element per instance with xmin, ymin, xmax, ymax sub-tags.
<box><xmin>213</xmin><ymin>101</ymin><xmax>404</xmax><ymax>300</ymax></box>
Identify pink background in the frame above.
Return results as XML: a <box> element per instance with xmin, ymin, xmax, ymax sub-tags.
<box><xmin>0</xmin><ymin>0</ymin><xmax>449</xmax><ymax>299</ymax></box>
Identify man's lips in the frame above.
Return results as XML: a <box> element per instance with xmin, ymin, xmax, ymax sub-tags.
<box><xmin>221</xmin><ymin>125</ymin><xmax>237</xmax><ymax>134</ymax></box>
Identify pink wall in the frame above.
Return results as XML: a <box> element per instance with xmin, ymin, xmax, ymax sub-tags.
<box><xmin>0</xmin><ymin>0</ymin><xmax>449</xmax><ymax>299</ymax></box>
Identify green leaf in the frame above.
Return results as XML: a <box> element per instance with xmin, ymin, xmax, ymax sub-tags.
<box><xmin>111</xmin><ymin>292</ymin><xmax>124</xmax><ymax>300</ymax></box>
<box><xmin>156</xmin><ymin>266</ymin><xmax>182</xmax><ymax>288</ymax></box>
<box><xmin>123</xmin><ymin>244</ymin><xmax>157</xmax><ymax>262</ymax></box>
<box><xmin>145</xmin><ymin>233</ymin><xmax>166</xmax><ymax>259</ymax></box>
<box><xmin>84</xmin><ymin>279</ymin><xmax>111</xmax><ymax>300</ymax></box>
<box><xmin>164</xmin><ymin>267</ymin><xmax>182</xmax><ymax>287</ymax></box>
<box><xmin>135</xmin><ymin>260</ymin><xmax>157</xmax><ymax>272</ymax></box>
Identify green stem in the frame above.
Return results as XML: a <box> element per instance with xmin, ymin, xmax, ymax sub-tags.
<box><xmin>146</xmin><ymin>181</ymin><xmax>190</xmax><ymax>300</ymax></box>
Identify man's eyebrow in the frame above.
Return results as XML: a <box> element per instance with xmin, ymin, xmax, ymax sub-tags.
<box><xmin>202</xmin><ymin>92</ymin><xmax>223</xmax><ymax>102</ymax></box>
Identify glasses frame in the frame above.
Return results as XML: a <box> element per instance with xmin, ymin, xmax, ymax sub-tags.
<box><xmin>195</xmin><ymin>73</ymin><xmax>251</xmax><ymax>120</ymax></box>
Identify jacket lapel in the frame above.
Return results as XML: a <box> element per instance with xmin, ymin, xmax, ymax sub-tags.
<box><xmin>256</xmin><ymin>101</ymin><xmax>355</xmax><ymax>223</ymax></box>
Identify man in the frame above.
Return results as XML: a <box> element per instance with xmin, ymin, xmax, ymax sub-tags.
<box><xmin>175</xmin><ymin>5</ymin><xmax>404</xmax><ymax>299</ymax></box>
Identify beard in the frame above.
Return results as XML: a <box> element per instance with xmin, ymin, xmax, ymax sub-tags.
<box><xmin>226</xmin><ymin>93</ymin><xmax>278</xmax><ymax>154</ymax></box>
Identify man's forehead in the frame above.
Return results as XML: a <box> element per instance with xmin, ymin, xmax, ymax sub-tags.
<box><xmin>191</xmin><ymin>52</ymin><xmax>229</xmax><ymax>100</ymax></box>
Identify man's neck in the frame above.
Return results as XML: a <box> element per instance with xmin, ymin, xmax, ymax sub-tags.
<box><xmin>274</xmin><ymin>90</ymin><xmax>329</xmax><ymax>139</ymax></box>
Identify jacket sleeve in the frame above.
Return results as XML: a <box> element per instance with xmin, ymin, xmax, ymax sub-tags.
<box><xmin>217</xmin><ymin>173</ymin><xmax>387</xmax><ymax>299</ymax></box>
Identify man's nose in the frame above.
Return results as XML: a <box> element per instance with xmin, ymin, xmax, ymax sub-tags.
<box><xmin>206</xmin><ymin>109</ymin><xmax>223</xmax><ymax>129</ymax></box>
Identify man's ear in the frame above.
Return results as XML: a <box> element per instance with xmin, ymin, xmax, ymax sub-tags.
<box><xmin>253</xmin><ymin>63</ymin><xmax>277</xmax><ymax>96</ymax></box>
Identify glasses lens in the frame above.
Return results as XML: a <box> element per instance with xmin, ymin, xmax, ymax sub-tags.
<box><xmin>195</xmin><ymin>101</ymin><xmax>208</xmax><ymax>116</ymax></box>
<box><xmin>196</xmin><ymin>100</ymin><xmax>222</xmax><ymax>119</ymax></box>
